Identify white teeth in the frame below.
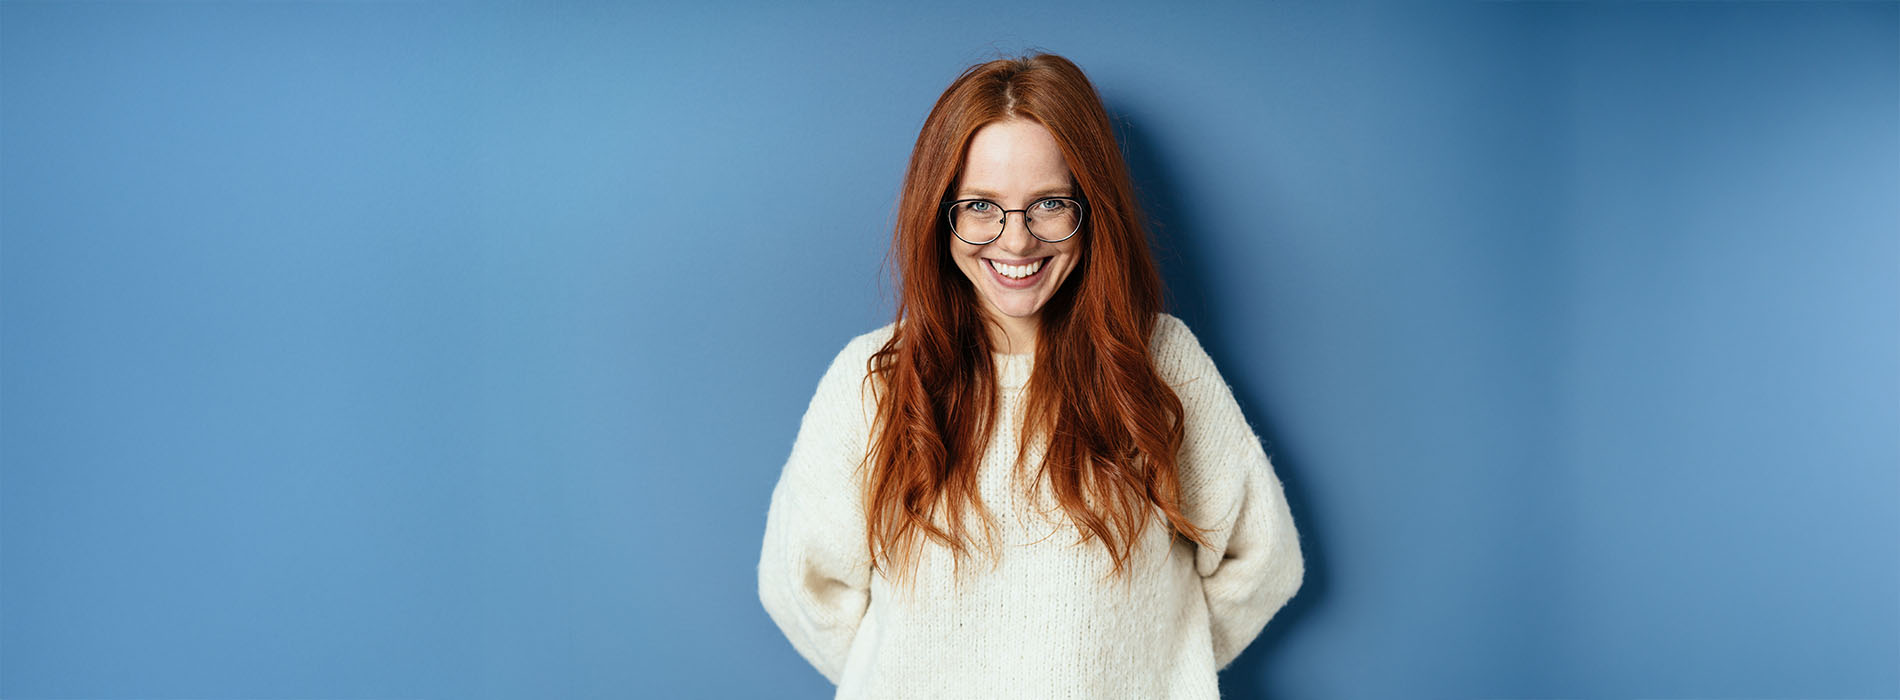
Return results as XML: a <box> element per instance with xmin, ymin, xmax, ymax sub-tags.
<box><xmin>991</xmin><ymin>258</ymin><xmax>1045</xmax><ymax>279</ymax></box>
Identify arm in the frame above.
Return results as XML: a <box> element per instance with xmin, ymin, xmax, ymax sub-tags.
<box><xmin>1164</xmin><ymin>317</ymin><xmax>1305</xmax><ymax>671</ymax></box>
<box><xmin>1196</xmin><ymin>440</ymin><xmax>1303</xmax><ymax>670</ymax></box>
<box><xmin>757</xmin><ymin>338</ymin><xmax>876</xmax><ymax>685</ymax></box>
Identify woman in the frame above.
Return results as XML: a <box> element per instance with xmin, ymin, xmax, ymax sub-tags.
<box><xmin>758</xmin><ymin>52</ymin><xmax>1303</xmax><ymax>699</ymax></box>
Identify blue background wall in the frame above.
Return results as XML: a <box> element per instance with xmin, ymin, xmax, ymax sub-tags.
<box><xmin>3</xmin><ymin>2</ymin><xmax>1894</xmax><ymax>699</ymax></box>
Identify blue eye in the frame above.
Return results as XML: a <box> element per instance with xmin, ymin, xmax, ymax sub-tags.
<box><xmin>967</xmin><ymin>201</ymin><xmax>994</xmax><ymax>212</ymax></box>
<box><xmin>1035</xmin><ymin>199</ymin><xmax>1066</xmax><ymax>211</ymax></box>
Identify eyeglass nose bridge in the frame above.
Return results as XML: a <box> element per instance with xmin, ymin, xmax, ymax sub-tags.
<box><xmin>991</xmin><ymin>206</ymin><xmax>1041</xmax><ymax>243</ymax></box>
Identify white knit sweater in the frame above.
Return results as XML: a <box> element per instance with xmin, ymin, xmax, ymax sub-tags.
<box><xmin>758</xmin><ymin>312</ymin><xmax>1303</xmax><ymax>699</ymax></box>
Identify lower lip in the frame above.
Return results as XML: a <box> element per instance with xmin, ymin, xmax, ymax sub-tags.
<box><xmin>987</xmin><ymin>257</ymin><xmax>1053</xmax><ymax>290</ymax></box>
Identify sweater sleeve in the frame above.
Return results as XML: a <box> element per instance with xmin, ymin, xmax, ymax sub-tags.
<box><xmin>1159</xmin><ymin>315</ymin><xmax>1305</xmax><ymax>671</ymax></box>
<box><xmin>757</xmin><ymin>336</ymin><xmax>877</xmax><ymax>685</ymax></box>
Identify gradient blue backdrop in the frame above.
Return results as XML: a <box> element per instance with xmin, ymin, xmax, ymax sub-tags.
<box><xmin>3</xmin><ymin>2</ymin><xmax>1895</xmax><ymax>699</ymax></box>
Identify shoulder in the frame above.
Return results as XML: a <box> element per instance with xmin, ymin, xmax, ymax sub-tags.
<box><xmin>844</xmin><ymin>321</ymin><xmax>899</xmax><ymax>362</ymax></box>
<box><xmin>1148</xmin><ymin>311</ymin><xmax>1217</xmax><ymax>388</ymax></box>
<box><xmin>787</xmin><ymin>322</ymin><xmax>898</xmax><ymax>451</ymax></box>
<box><xmin>830</xmin><ymin>321</ymin><xmax>897</xmax><ymax>380</ymax></box>
<box><xmin>811</xmin><ymin>320</ymin><xmax>898</xmax><ymax>404</ymax></box>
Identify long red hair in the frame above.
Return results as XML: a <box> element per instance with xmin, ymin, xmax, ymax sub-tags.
<box><xmin>858</xmin><ymin>53</ymin><xmax>1215</xmax><ymax>589</ymax></box>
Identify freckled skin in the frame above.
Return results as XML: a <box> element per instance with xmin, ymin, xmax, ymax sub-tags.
<box><xmin>950</xmin><ymin>119</ymin><xmax>1083</xmax><ymax>355</ymax></box>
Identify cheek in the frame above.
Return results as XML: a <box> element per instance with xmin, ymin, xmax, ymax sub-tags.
<box><xmin>1053</xmin><ymin>251</ymin><xmax>1082</xmax><ymax>285</ymax></box>
<box><xmin>1057</xmin><ymin>248</ymin><xmax>1081</xmax><ymax>272</ymax></box>
<box><xmin>953</xmin><ymin>249</ymin><xmax>985</xmax><ymax>280</ymax></box>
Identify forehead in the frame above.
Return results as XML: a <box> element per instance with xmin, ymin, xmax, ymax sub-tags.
<box><xmin>958</xmin><ymin>119</ymin><xmax>1072</xmax><ymax>197</ymax></box>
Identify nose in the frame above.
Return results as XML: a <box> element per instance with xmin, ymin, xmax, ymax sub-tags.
<box><xmin>995</xmin><ymin>211</ymin><xmax>1039</xmax><ymax>254</ymax></box>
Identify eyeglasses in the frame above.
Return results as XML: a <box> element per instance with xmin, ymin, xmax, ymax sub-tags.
<box><xmin>940</xmin><ymin>196</ymin><xmax>1087</xmax><ymax>245</ymax></box>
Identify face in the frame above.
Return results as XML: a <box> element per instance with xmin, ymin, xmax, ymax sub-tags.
<box><xmin>948</xmin><ymin>119</ymin><xmax>1084</xmax><ymax>337</ymax></box>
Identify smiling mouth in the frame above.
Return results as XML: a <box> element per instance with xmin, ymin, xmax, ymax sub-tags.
<box><xmin>987</xmin><ymin>256</ymin><xmax>1052</xmax><ymax>282</ymax></box>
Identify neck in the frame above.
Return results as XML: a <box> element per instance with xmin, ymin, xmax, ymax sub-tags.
<box><xmin>988</xmin><ymin>312</ymin><xmax>1038</xmax><ymax>355</ymax></box>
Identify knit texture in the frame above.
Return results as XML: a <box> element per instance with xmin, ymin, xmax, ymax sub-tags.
<box><xmin>758</xmin><ymin>312</ymin><xmax>1303</xmax><ymax>699</ymax></box>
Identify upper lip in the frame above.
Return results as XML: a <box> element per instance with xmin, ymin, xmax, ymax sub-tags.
<box><xmin>986</xmin><ymin>256</ymin><xmax>1051</xmax><ymax>265</ymax></box>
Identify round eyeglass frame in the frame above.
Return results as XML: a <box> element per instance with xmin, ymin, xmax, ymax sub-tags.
<box><xmin>940</xmin><ymin>196</ymin><xmax>1088</xmax><ymax>245</ymax></box>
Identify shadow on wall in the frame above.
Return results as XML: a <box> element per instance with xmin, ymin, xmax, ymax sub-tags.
<box><xmin>1111</xmin><ymin>103</ymin><xmax>1328</xmax><ymax>700</ymax></box>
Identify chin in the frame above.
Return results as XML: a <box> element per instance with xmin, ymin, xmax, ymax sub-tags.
<box><xmin>991</xmin><ymin>301</ymin><xmax>1046</xmax><ymax>318</ymax></box>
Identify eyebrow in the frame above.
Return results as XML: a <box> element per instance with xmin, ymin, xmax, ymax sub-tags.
<box><xmin>955</xmin><ymin>186</ymin><xmax>1075</xmax><ymax>200</ymax></box>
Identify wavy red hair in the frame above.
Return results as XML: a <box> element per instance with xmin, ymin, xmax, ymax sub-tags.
<box><xmin>857</xmin><ymin>53</ymin><xmax>1215</xmax><ymax>590</ymax></box>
